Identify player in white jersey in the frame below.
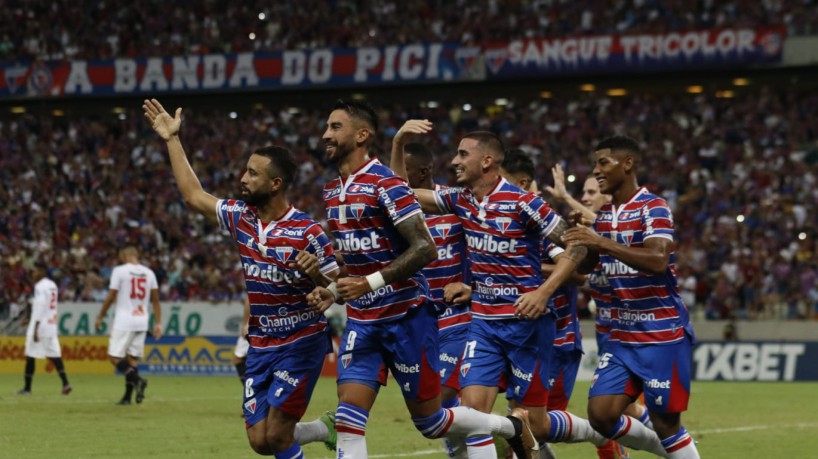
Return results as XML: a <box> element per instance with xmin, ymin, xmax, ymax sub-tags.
<box><xmin>95</xmin><ymin>246</ymin><xmax>162</xmax><ymax>405</ymax></box>
<box><xmin>19</xmin><ymin>261</ymin><xmax>72</xmax><ymax>395</ymax></box>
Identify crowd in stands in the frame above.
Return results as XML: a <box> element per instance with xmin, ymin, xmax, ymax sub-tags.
<box><xmin>2</xmin><ymin>0</ymin><xmax>817</xmax><ymax>62</ymax></box>
<box><xmin>1</xmin><ymin>84</ymin><xmax>817</xmax><ymax>322</ymax></box>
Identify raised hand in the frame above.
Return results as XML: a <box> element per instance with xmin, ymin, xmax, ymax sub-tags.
<box><xmin>394</xmin><ymin>119</ymin><xmax>433</xmax><ymax>145</ymax></box>
<box><xmin>544</xmin><ymin>163</ymin><xmax>568</xmax><ymax>202</ymax></box>
<box><xmin>143</xmin><ymin>98</ymin><xmax>182</xmax><ymax>141</ymax></box>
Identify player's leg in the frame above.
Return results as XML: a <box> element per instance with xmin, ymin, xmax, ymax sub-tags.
<box><xmin>46</xmin><ymin>336</ymin><xmax>71</xmax><ymax>394</ymax></box>
<box><xmin>108</xmin><ymin>330</ymin><xmax>137</xmax><ymax>404</ymax></box>
<box><xmin>439</xmin><ymin>325</ymin><xmax>468</xmax><ymax>458</ymax></box>
<box><xmin>642</xmin><ymin>337</ymin><xmax>699</xmax><ymax>459</ymax></box>
<box><xmin>233</xmin><ymin>335</ymin><xmax>249</xmax><ymax>387</ymax></box>
<box><xmin>586</xmin><ymin>347</ymin><xmax>667</xmax><ymax>457</ymax></box>
<box><xmin>125</xmin><ymin>331</ymin><xmax>149</xmax><ymax>403</ymax></box>
<box><xmin>335</xmin><ymin>320</ymin><xmax>385</xmax><ymax>459</ymax></box>
<box><xmin>20</xmin><ymin>357</ymin><xmax>35</xmax><ymax>394</ymax></box>
<box><xmin>21</xmin><ymin>328</ymin><xmax>42</xmax><ymax>394</ymax></box>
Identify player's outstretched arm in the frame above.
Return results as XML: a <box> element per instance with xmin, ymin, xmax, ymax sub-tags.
<box><xmin>150</xmin><ymin>289</ymin><xmax>162</xmax><ymax>340</ymax></box>
<box><xmin>389</xmin><ymin>119</ymin><xmax>433</xmax><ymax>179</ymax></box>
<box><xmin>143</xmin><ymin>98</ymin><xmax>219</xmax><ymax>223</ymax></box>
<box><xmin>562</xmin><ymin>227</ymin><xmax>671</xmax><ymax>275</ymax></box>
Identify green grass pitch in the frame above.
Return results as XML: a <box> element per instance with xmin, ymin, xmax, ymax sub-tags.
<box><xmin>1</xmin><ymin>374</ymin><xmax>816</xmax><ymax>458</ymax></box>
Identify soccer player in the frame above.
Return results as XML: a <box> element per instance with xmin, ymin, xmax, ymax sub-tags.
<box><xmin>562</xmin><ymin>136</ymin><xmax>700</xmax><ymax>458</ymax></box>
<box><xmin>545</xmin><ymin>164</ymin><xmax>638</xmax><ymax>459</ymax></box>
<box><xmin>19</xmin><ymin>261</ymin><xmax>71</xmax><ymax>395</ymax></box>
<box><xmin>405</xmin><ymin>125</ymin><xmax>608</xmax><ymax>457</ymax></box>
<box><xmin>308</xmin><ymin>104</ymin><xmax>536</xmax><ymax>459</ymax></box>
<box><xmin>143</xmin><ymin>98</ymin><xmax>338</xmax><ymax>458</ymax></box>
<box><xmin>95</xmin><ymin>246</ymin><xmax>161</xmax><ymax>405</ymax></box>
<box><xmin>390</xmin><ymin>128</ymin><xmax>472</xmax><ymax>458</ymax></box>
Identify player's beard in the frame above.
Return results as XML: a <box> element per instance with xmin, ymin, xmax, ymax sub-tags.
<box><xmin>326</xmin><ymin>138</ymin><xmax>355</xmax><ymax>164</ymax></box>
<box><xmin>242</xmin><ymin>188</ymin><xmax>273</xmax><ymax>207</ymax></box>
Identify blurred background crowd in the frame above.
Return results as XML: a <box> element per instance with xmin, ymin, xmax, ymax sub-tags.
<box><xmin>1</xmin><ymin>0</ymin><xmax>817</xmax><ymax>323</ymax></box>
<box><xmin>1</xmin><ymin>0</ymin><xmax>818</xmax><ymax>61</ymax></box>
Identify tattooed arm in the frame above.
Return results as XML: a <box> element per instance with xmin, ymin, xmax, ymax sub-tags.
<box><xmin>336</xmin><ymin>213</ymin><xmax>436</xmax><ymax>301</ymax></box>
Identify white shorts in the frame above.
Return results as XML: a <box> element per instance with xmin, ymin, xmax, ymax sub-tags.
<box><xmin>108</xmin><ymin>330</ymin><xmax>147</xmax><ymax>359</ymax></box>
<box><xmin>25</xmin><ymin>334</ymin><xmax>62</xmax><ymax>359</ymax></box>
<box><xmin>234</xmin><ymin>335</ymin><xmax>249</xmax><ymax>359</ymax></box>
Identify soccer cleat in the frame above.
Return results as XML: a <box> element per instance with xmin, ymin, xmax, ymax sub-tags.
<box><xmin>319</xmin><ymin>411</ymin><xmax>337</xmax><ymax>451</ymax></box>
<box><xmin>17</xmin><ymin>389</ymin><xmax>31</xmax><ymax>395</ymax></box>
<box><xmin>135</xmin><ymin>378</ymin><xmax>148</xmax><ymax>404</ymax></box>
<box><xmin>507</xmin><ymin>408</ymin><xmax>539</xmax><ymax>459</ymax></box>
<box><xmin>62</xmin><ymin>384</ymin><xmax>73</xmax><ymax>395</ymax></box>
<box><xmin>117</xmin><ymin>399</ymin><xmax>132</xmax><ymax>405</ymax></box>
<box><xmin>597</xmin><ymin>440</ymin><xmax>630</xmax><ymax>459</ymax></box>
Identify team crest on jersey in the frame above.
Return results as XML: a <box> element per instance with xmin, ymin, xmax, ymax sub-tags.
<box><xmin>341</xmin><ymin>353</ymin><xmax>352</xmax><ymax>369</ymax></box>
<box><xmin>495</xmin><ymin>217</ymin><xmax>512</xmax><ymax>234</ymax></box>
<box><xmin>460</xmin><ymin>362</ymin><xmax>471</xmax><ymax>377</ymax></box>
<box><xmin>435</xmin><ymin>224</ymin><xmax>452</xmax><ymax>239</ymax></box>
<box><xmin>274</xmin><ymin>247</ymin><xmax>295</xmax><ymax>263</ymax></box>
<box><xmin>351</xmin><ymin>203</ymin><xmax>366</xmax><ymax>220</ymax></box>
<box><xmin>244</xmin><ymin>397</ymin><xmax>257</xmax><ymax>414</ymax></box>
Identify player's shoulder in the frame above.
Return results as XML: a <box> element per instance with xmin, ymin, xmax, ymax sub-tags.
<box><xmin>217</xmin><ymin>199</ymin><xmax>248</xmax><ymax>213</ymax></box>
<box><xmin>35</xmin><ymin>277</ymin><xmax>57</xmax><ymax>290</ymax></box>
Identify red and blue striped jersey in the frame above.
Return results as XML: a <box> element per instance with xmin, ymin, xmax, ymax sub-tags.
<box><xmin>216</xmin><ymin>201</ymin><xmax>338</xmax><ymax>351</ymax></box>
<box><xmin>543</xmin><ymin>242</ymin><xmax>582</xmax><ymax>353</ymax></box>
<box><xmin>587</xmin><ymin>263</ymin><xmax>613</xmax><ymax>339</ymax></box>
<box><xmin>323</xmin><ymin>158</ymin><xmax>430</xmax><ymax>323</ymax></box>
<box><xmin>434</xmin><ymin>177</ymin><xmax>563</xmax><ymax>320</ymax></box>
<box><xmin>426</xmin><ymin>185</ymin><xmax>471</xmax><ymax>331</ymax></box>
<box><xmin>593</xmin><ymin>187</ymin><xmax>692</xmax><ymax>346</ymax></box>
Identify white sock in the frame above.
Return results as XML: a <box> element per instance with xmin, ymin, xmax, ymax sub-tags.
<box><xmin>337</xmin><ymin>432</ymin><xmax>367</xmax><ymax>459</ymax></box>
<box><xmin>442</xmin><ymin>434</ymin><xmax>469</xmax><ymax>459</ymax></box>
<box><xmin>662</xmin><ymin>426</ymin><xmax>699</xmax><ymax>459</ymax></box>
<box><xmin>465</xmin><ymin>436</ymin><xmax>498</xmax><ymax>459</ymax></box>
<box><xmin>446</xmin><ymin>406</ymin><xmax>516</xmax><ymax>438</ymax></box>
<box><xmin>609</xmin><ymin>415</ymin><xmax>667</xmax><ymax>457</ymax></box>
<box><xmin>667</xmin><ymin>442</ymin><xmax>700</xmax><ymax>459</ymax></box>
<box><xmin>546</xmin><ymin>410</ymin><xmax>608</xmax><ymax>447</ymax></box>
<box><xmin>638</xmin><ymin>406</ymin><xmax>655</xmax><ymax>430</ymax></box>
<box><xmin>294</xmin><ymin>419</ymin><xmax>328</xmax><ymax>444</ymax></box>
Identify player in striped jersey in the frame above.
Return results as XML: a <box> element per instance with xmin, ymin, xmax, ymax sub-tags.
<box><xmin>144</xmin><ymin>99</ymin><xmax>339</xmax><ymax>458</ymax></box>
<box><xmin>390</xmin><ymin>124</ymin><xmax>473</xmax><ymax>458</ymax></box>
<box><xmin>308</xmin><ymin>105</ymin><xmax>538</xmax><ymax>459</ymax></box>
<box><xmin>563</xmin><ymin>136</ymin><xmax>700</xmax><ymax>459</ymax></box>
<box><xmin>409</xmin><ymin>128</ymin><xmax>608</xmax><ymax>458</ymax></box>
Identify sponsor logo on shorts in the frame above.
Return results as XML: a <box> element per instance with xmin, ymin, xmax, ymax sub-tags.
<box><xmin>644</xmin><ymin>378</ymin><xmax>671</xmax><ymax>389</ymax></box>
<box><xmin>275</xmin><ymin>370</ymin><xmax>301</xmax><ymax>387</ymax></box>
<box><xmin>393</xmin><ymin>362</ymin><xmax>420</xmax><ymax>374</ymax></box>
<box><xmin>275</xmin><ymin>388</ymin><xmax>284</xmax><ymax>397</ymax></box>
<box><xmin>511</xmin><ymin>365</ymin><xmax>533</xmax><ymax>382</ymax></box>
<box><xmin>439</xmin><ymin>353</ymin><xmax>458</xmax><ymax>365</ymax></box>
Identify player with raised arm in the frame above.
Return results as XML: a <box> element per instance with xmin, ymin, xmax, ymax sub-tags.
<box><xmin>562</xmin><ymin>136</ymin><xmax>700</xmax><ymax>459</ymax></box>
<box><xmin>143</xmin><ymin>99</ymin><xmax>339</xmax><ymax>458</ymax></box>
<box><xmin>96</xmin><ymin>246</ymin><xmax>162</xmax><ymax>405</ymax></box>
<box><xmin>19</xmin><ymin>261</ymin><xmax>72</xmax><ymax>396</ymax></box>
<box><xmin>308</xmin><ymin>104</ymin><xmax>537</xmax><ymax>459</ymax></box>
<box><xmin>390</xmin><ymin>125</ymin><xmax>472</xmax><ymax>458</ymax></box>
<box><xmin>405</xmin><ymin>125</ymin><xmax>608</xmax><ymax>458</ymax></box>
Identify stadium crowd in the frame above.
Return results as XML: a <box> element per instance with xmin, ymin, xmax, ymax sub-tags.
<box><xmin>1</xmin><ymin>85</ymin><xmax>817</xmax><ymax>323</ymax></box>
<box><xmin>1</xmin><ymin>0</ymin><xmax>817</xmax><ymax>62</ymax></box>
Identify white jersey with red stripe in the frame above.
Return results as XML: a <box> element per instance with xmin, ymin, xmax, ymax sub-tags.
<box><xmin>109</xmin><ymin>263</ymin><xmax>158</xmax><ymax>332</ymax></box>
<box><xmin>434</xmin><ymin>177</ymin><xmax>563</xmax><ymax>320</ymax></box>
<box><xmin>216</xmin><ymin>201</ymin><xmax>338</xmax><ymax>350</ymax></box>
<box><xmin>425</xmin><ymin>185</ymin><xmax>471</xmax><ymax>331</ymax></box>
<box><xmin>543</xmin><ymin>243</ymin><xmax>582</xmax><ymax>353</ymax></box>
<box><xmin>323</xmin><ymin>158</ymin><xmax>430</xmax><ymax>324</ymax></box>
<box><xmin>593</xmin><ymin>187</ymin><xmax>694</xmax><ymax>346</ymax></box>
<box><xmin>29</xmin><ymin>278</ymin><xmax>59</xmax><ymax>338</ymax></box>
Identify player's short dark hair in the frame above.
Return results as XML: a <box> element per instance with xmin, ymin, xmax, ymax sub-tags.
<box><xmin>595</xmin><ymin>135</ymin><xmax>641</xmax><ymax>162</ymax></box>
<box><xmin>333</xmin><ymin>99</ymin><xmax>378</xmax><ymax>133</ymax></box>
<box><xmin>253</xmin><ymin>145</ymin><xmax>297</xmax><ymax>188</ymax></box>
<box><xmin>33</xmin><ymin>260</ymin><xmax>48</xmax><ymax>272</ymax></box>
<box><xmin>403</xmin><ymin>142</ymin><xmax>433</xmax><ymax>166</ymax></box>
<box><xmin>501</xmin><ymin>148</ymin><xmax>534</xmax><ymax>180</ymax></box>
<box><xmin>463</xmin><ymin>131</ymin><xmax>505</xmax><ymax>162</ymax></box>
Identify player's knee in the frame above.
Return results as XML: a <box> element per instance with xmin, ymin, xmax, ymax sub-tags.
<box><xmin>115</xmin><ymin>359</ymin><xmax>130</xmax><ymax>373</ymax></box>
<box><xmin>264</xmin><ymin>432</ymin><xmax>295</xmax><ymax>454</ymax></box>
<box><xmin>246</xmin><ymin>431</ymin><xmax>273</xmax><ymax>455</ymax></box>
<box><xmin>587</xmin><ymin>403</ymin><xmax>618</xmax><ymax>437</ymax></box>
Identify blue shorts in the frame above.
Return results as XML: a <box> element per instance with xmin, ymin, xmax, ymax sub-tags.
<box><xmin>243</xmin><ymin>332</ymin><xmax>330</xmax><ymax>427</ymax></box>
<box><xmin>596</xmin><ymin>331</ymin><xmax>611</xmax><ymax>354</ymax></box>
<box><xmin>589</xmin><ymin>336</ymin><xmax>692</xmax><ymax>413</ymax></box>
<box><xmin>463</xmin><ymin>315</ymin><xmax>555</xmax><ymax>407</ymax></box>
<box><xmin>547</xmin><ymin>349</ymin><xmax>582</xmax><ymax>411</ymax></box>
<box><xmin>439</xmin><ymin>324</ymin><xmax>469</xmax><ymax>391</ymax></box>
<box><xmin>338</xmin><ymin>304</ymin><xmax>441</xmax><ymax>402</ymax></box>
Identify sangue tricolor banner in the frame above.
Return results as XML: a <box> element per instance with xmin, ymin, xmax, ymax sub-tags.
<box><xmin>1</xmin><ymin>26</ymin><xmax>784</xmax><ymax>97</ymax></box>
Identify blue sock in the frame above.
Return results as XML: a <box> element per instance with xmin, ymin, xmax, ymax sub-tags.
<box><xmin>413</xmin><ymin>408</ymin><xmax>453</xmax><ymax>439</ymax></box>
<box><xmin>547</xmin><ymin>411</ymin><xmax>570</xmax><ymax>442</ymax></box>
<box><xmin>661</xmin><ymin>426</ymin><xmax>693</xmax><ymax>453</ymax></box>
<box><xmin>273</xmin><ymin>443</ymin><xmax>303</xmax><ymax>459</ymax></box>
<box><xmin>336</xmin><ymin>402</ymin><xmax>369</xmax><ymax>435</ymax></box>
<box><xmin>441</xmin><ymin>397</ymin><xmax>460</xmax><ymax>409</ymax></box>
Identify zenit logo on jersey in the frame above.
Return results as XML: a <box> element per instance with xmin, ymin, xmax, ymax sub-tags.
<box><xmin>215</xmin><ymin>200</ymin><xmax>337</xmax><ymax>349</ymax></box>
<box><xmin>593</xmin><ymin>187</ymin><xmax>692</xmax><ymax>346</ymax></box>
<box><xmin>434</xmin><ymin>177</ymin><xmax>562</xmax><ymax>320</ymax></box>
<box><xmin>323</xmin><ymin>159</ymin><xmax>430</xmax><ymax>323</ymax></box>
